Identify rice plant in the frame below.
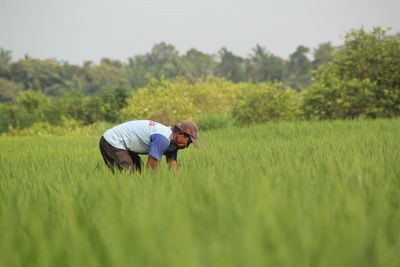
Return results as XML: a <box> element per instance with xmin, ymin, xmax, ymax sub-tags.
<box><xmin>0</xmin><ymin>119</ymin><xmax>399</xmax><ymax>267</ymax></box>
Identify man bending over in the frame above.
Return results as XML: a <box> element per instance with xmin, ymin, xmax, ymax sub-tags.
<box><xmin>99</xmin><ymin>120</ymin><xmax>199</xmax><ymax>173</ymax></box>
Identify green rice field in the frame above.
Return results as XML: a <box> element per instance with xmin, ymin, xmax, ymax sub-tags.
<box><xmin>0</xmin><ymin>119</ymin><xmax>399</xmax><ymax>267</ymax></box>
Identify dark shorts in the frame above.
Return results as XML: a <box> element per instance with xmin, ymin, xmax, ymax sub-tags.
<box><xmin>99</xmin><ymin>136</ymin><xmax>143</xmax><ymax>173</ymax></box>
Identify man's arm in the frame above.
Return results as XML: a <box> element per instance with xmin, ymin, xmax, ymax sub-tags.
<box><xmin>147</xmin><ymin>155</ymin><xmax>159</xmax><ymax>172</ymax></box>
<box><xmin>147</xmin><ymin>134</ymin><xmax>169</xmax><ymax>172</ymax></box>
<box><xmin>166</xmin><ymin>156</ymin><xmax>179</xmax><ymax>172</ymax></box>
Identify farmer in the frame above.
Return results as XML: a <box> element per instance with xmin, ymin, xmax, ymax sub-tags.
<box><xmin>99</xmin><ymin>120</ymin><xmax>199</xmax><ymax>173</ymax></box>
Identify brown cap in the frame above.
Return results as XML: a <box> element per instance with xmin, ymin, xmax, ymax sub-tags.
<box><xmin>176</xmin><ymin>120</ymin><xmax>200</xmax><ymax>147</ymax></box>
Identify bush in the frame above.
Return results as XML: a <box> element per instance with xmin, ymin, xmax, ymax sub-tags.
<box><xmin>301</xmin><ymin>76</ymin><xmax>378</xmax><ymax>119</ymax></box>
<box><xmin>0</xmin><ymin>91</ymin><xmax>53</xmax><ymax>133</ymax></box>
<box><xmin>0</xmin><ymin>77</ymin><xmax>23</xmax><ymax>102</ymax></box>
<box><xmin>232</xmin><ymin>82</ymin><xmax>301</xmax><ymax>124</ymax></box>
<box><xmin>50</xmin><ymin>92</ymin><xmax>93</xmax><ymax>124</ymax></box>
<box><xmin>0</xmin><ymin>103</ymin><xmax>27</xmax><ymax>133</ymax></box>
<box><xmin>2</xmin><ymin>118</ymin><xmax>113</xmax><ymax>137</ymax></box>
<box><xmin>302</xmin><ymin>27</ymin><xmax>400</xmax><ymax>119</ymax></box>
<box><xmin>121</xmin><ymin>78</ymin><xmax>198</xmax><ymax>125</ymax></box>
<box><xmin>121</xmin><ymin>77</ymin><xmax>242</xmax><ymax>125</ymax></box>
<box><xmin>192</xmin><ymin>78</ymin><xmax>243</xmax><ymax>114</ymax></box>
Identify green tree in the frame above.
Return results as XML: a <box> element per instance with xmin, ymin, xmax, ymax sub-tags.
<box><xmin>285</xmin><ymin>45</ymin><xmax>312</xmax><ymax>90</ymax></box>
<box><xmin>246</xmin><ymin>44</ymin><xmax>286</xmax><ymax>82</ymax></box>
<box><xmin>182</xmin><ymin>48</ymin><xmax>216</xmax><ymax>82</ymax></box>
<box><xmin>100</xmin><ymin>58</ymin><xmax>123</xmax><ymax>68</ymax></box>
<box><xmin>82</xmin><ymin>64</ymin><xmax>127</xmax><ymax>95</ymax></box>
<box><xmin>302</xmin><ymin>27</ymin><xmax>400</xmax><ymax>119</ymax></box>
<box><xmin>233</xmin><ymin>82</ymin><xmax>301</xmax><ymax>124</ymax></box>
<box><xmin>216</xmin><ymin>47</ymin><xmax>246</xmax><ymax>82</ymax></box>
<box><xmin>146</xmin><ymin>42</ymin><xmax>185</xmax><ymax>79</ymax></box>
<box><xmin>4</xmin><ymin>90</ymin><xmax>53</xmax><ymax>129</ymax></box>
<box><xmin>126</xmin><ymin>55</ymin><xmax>150</xmax><ymax>89</ymax></box>
<box><xmin>122</xmin><ymin>78</ymin><xmax>198</xmax><ymax>125</ymax></box>
<box><xmin>15</xmin><ymin>90</ymin><xmax>51</xmax><ymax>115</ymax></box>
<box><xmin>51</xmin><ymin>92</ymin><xmax>91</xmax><ymax>124</ymax></box>
<box><xmin>51</xmin><ymin>86</ymin><xmax>131</xmax><ymax>125</ymax></box>
<box><xmin>6</xmin><ymin>59</ymin><xmax>65</xmax><ymax>96</ymax></box>
<box><xmin>0</xmin><ymin>103</ymin><xmax>31</xmax><ymax>132</ymax></box>
<box><xmin>126</xmin><ymin>43</ymin><xmax>185</xmax><ymax>89</ymax></box>
<box><xmin>0</xmin><ymin>48</ymin><xmax>13</xmax><ymax>67</ymax></box>
<box><xmin>0</xmin><ymin>77</ymin><xmax>23</xmax><ymax>102</ymax></box>
<box><xmin>96</xmin><ymin>85</ymin><xmax>132</xmax><ymax>122</ymax></box>
<box><xmin>58</xmin><ymin>62</ymin><xmax>88</xmax><ymax>93</ymax></box>
<box><xmin>121</xmin><ymin>77</ymin><xmax>242</xmax><ymax>125</ymax></box>
<box><xmin>312</xmin><ymin>42</ymin><xmax>334</xmax><ymax>69</ymax></box>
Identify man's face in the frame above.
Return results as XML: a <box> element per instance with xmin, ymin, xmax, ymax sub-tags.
<box><xmin>173</xmin><ymin>132</ymin><xmax>191</xmax><ymax>149</ymax></box>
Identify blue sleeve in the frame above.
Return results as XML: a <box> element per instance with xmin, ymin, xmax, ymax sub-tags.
<box><xmin>149</xmin><ymin>134</ymin><xmax>170</xmax><ymax>161</ymax></box>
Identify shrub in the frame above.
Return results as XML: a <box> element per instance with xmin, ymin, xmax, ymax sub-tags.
<box><xmin>0</xmin><ymin>77</ymin><xmax>23</xmax><ymax>102</ymax></box>
<box><xmin>232</xmin><ymin>82</ymin><xmax>301</xmax><ymax>124</ymax></box>
<box><xmin>3</xmin><ymin>117</ymin><xmax>81</xmax><ymax>136</ymax></box>
<box><xmin>301</xmin><ymin>75</ymin><xmax>378</xmax><ymax>119</ymax></box>
<box><xmin>121</xmin><ymin>77</ymin><xmax>242</xmax><ymax>125</ymax></box>
<box><xmin>0</xmin><ymin>91</ymin><xmax>52</xmax><ymax>132</ymax></box>
<box><xmin>121</xmin><ymin>77</ymin><xmax>198</xmax><ymax>125</ymax></box>
<box><xmin>302</xmin><ymin>27</ymin><xmax>400</xmax><ymax>119</ymax></box>
<box><xmin>2</xmin><ymin>118</ymin><xmax>113</xmax><ymax>137</ymax></box>
<box><xmin>192</xmin><ymin>78</ymin><xmax>243</xmax><ymax>114</ymax></box>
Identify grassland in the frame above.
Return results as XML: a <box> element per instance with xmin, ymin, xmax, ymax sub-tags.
<box><xmin>0</xmin><ymin>119</ymin><xmax>399</xmax><ymax>267</ymax></box>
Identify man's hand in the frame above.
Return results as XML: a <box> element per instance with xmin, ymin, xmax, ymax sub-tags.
<box><xmin>147</xmin><ymin>155</ymin><xmax>159</xmax><ymax>172</ymax></box>
<box><xmin>166</xmin><ymin>157</ymin><xmax>179</xmax><ymax>172</ymax></box>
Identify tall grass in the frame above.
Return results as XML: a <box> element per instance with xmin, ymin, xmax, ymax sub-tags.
<box><xmin>0</xmin><ymin>119</ymin><xmax>399</xmax><ymax>267</ymax></box>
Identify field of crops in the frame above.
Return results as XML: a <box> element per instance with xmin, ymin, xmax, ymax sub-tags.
<box><xmin>0</xmin><ymin>119</ymin><xmax>399</xmax><ymax>267</ymax></box>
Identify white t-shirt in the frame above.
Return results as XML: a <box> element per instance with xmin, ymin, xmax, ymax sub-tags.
<box><xmin>103</xmin><ymin>120</ymin><xmax>178</xmax><ymax>160</ymax></box>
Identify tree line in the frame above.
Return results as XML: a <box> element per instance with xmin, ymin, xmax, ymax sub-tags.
<box><xmin>0</xmin><ymin>27</ymin><xmax>399</xmax><ymax>134</ymax></box>
<box><xmin>0</xmin><ymin>40</ymin><xmax>334</xmax><ymax>100</ymax></box>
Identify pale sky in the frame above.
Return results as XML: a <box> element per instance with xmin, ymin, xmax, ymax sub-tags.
<box><xmin>1</xmin><ymin>0</ymin><xmax>399</xmax><ymax>65</ymax></box>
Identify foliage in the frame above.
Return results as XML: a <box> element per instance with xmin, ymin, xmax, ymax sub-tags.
<box><xmin>83</xmin><ymin>64</ymin><xmax>128</xmax><ymax>95</ymax></box>
<box><xmin>122</xmin><ymin>77</ymin><xmax>242</xmax><ymax>125</ymax></box>
<box><xmin>50</xmin><ymin>92</ymin><xmax>92</xmax><ymax>123</ymax></box>
<box><xmin>192</xmin><ymin>78</ymin><xmax>243</xmax><ymax>114</ymax></box>
<box><xmin>302</xmin><ymin>27</ymin><xmax>400</xmax><ymax>119</ymax></box>
<box><xmin>0</xmin><ymin>36</ymin><xmax>336</xmax><ymax>101</ymax></box>
<box><xmin>4</xmin><ymin>118</ymin><xmax>82</xmax><ymax>136</ymax></box>
<box><xmin>312</xmin><ymin>42</ymin><xmax>335</xmax><ymax>69</ymax></box>
<box><xmin>15</xmin><ymin>90</ymin><xmax>51</xmax><ymax>112</ymax></box>
<box><xmin>126</xmin><ymin>55</ymin><xmax>150</xmax><ymax>89</ymax></box>
<box><xmin>121</xmin><ymin>78</ymin><xmax>197</xmax><ymax>125</ymax></box>
<box><xmin>0</xmin><ymin>103</ymin><xmax>32</xmax><ymax>132</ymax></box>
<box><xmin>216</xmin><ymin>47</ymin><xmax>246</xmax><ymax>82</ymax></box>
<box><xmin>0</xmin><ymin>86</ymin><xmax>132</xmax><ymax>134</ymax></box>
<box><xmin>95</xmin><ymin>86</ymin><xmax>132</xmax><ymax>122</ymax></box>
<box><xmin>49</xmin><ymin>86</ymin><xmax>132</xmax><ymax>125</ymax></box>
<box><xmin>1</xmin><ymin>39</ymin><xmax>332</xmax><ymax>104</ymax></box>
<box><xmin>2</xmin><ymin>118</ymin><xmax>113</xmax><ymax>137</ymax></box>
<box><xmin>0</xmin><ymin>47</ymin><xmax>13</xmax><ymax>67</ymax></box>
<box><xmin>233</xmin><ymin>82</ymin><xmax>301</xmax><ymax>124</ymax></box>
<box><xmin>126</xmin><ymin>42</ymin><xmax>185</xmax><ymax>89</ymax></box>
<box><xmin>0</xmin><ymin>27</ymin><xmax>398</xmax><ymax>135</ymax></box>
<box><xmin>0</xmin><ymin>91</ymin><xmax>53</xmax><ymax>132</ymax></box>
<box><xmin>182</xmin><ymin>48</ymin><xmax>216</xmax><ymax>82</ymax></box>
<box><xmin>14</xmin><ymin>90</ymin><xmax>52</xmax><ymax>125</ymax></box>
<box><xmin>285</xmin><ymin>45</ymin><xmax>312</xmax><ymax>90</ymax></box>
<box><xmin>5</xmin><ymin>59</ymin><xmax>65</xmax><ymax>96</ymax></box>
<box><xmin>0</xmin><ymin>77</ymin><xmax>23</xmax><ymax>102</ymax></box>
<box><xmin>247</xmin><ymin>44</ymin><xmax>287</xmax><ymax>83</ymax></box>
